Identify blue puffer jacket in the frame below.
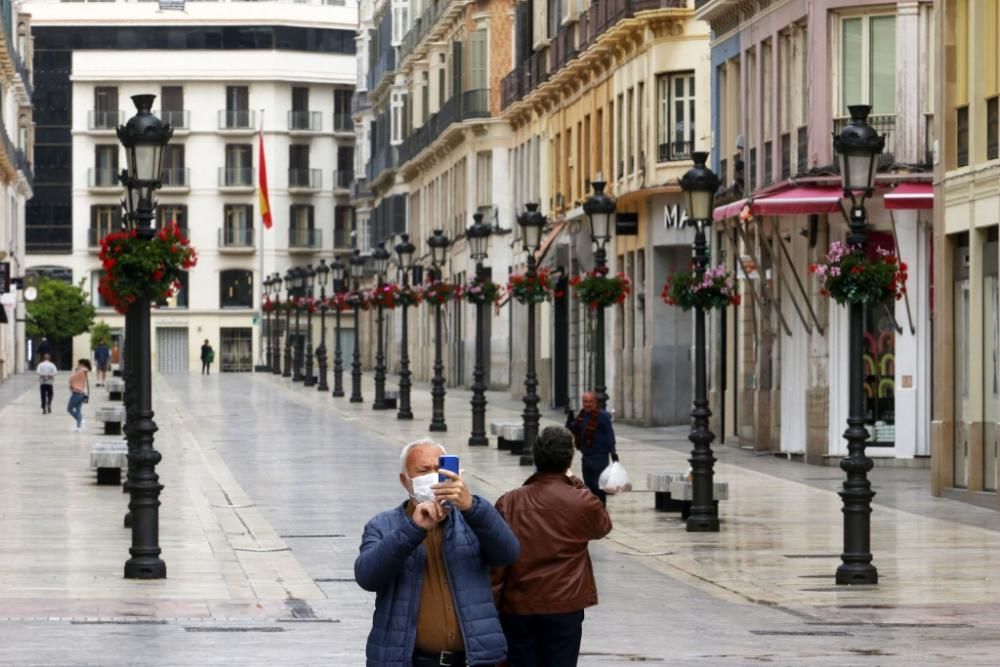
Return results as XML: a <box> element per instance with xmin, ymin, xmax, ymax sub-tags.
<box><xmin>355</xmin><ymin>496</ymin><xmax>520</xmax><ymax>666</ymax></box>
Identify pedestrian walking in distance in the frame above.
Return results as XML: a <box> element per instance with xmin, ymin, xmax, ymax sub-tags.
<box><xmin>565</xmin><ymin>391</ymin><xmax>618</xmax><ymax>506</ymax></box>
<box><xmin>37</xmin><ymin>354</ymin><xmax>57</xmax><ymax>414</ymax></box>
<box><xmin>35</xmin><ymin>336</ymin><xmax>52</xmax><ymax>368</ymax></box>
<box><xmin>94</xmin><ymin>339</ymin><xmax>110</xmax><ymax>387</ymax></box>
<box><xmin>66</xmin><ymin>359</ymin><xmax>91</xmax><ymax>432</ymax></box>
<box><xmin>355</xmin><ymin>439</ymin><xmax>520</xmax><ymax>666</ymax></box>
<box><xmin>493</xmin><ymin>425</ymin><xmax>613</xmax><ymax>667</ymax></box>
<box><xmin>200</xmin><ymin>339</ymin><xmax>214</xmax><ymax>375</ymax></box>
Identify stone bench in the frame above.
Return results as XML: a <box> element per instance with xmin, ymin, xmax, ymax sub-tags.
<box><xmin>105</xmin><ymin>379</ymin><xmax>125</xmax><ymax>401</ymax></box>
<box><xmin>648</xmin><ymin>472</ymin><xmax>728</xmax><ymax>519</ymax></box>
<box><xmin>90</xmin><ymin>440</ymin><xmax>128</xmax><ymax>485</ymax></box>
<box><xmin>95</xmin><ymin>405</ymin><xmax>126</xmax><ymax>436</ymax></box>
<box><xmin>489</xmin><ymin>421</ymin><xmax>524</xmax><ymax>452</ymax></box>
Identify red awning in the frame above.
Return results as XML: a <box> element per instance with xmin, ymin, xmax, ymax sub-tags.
<box><xmin>751</xmin><ymin>186</ymin><xmax>843</xmax><ymax>216</ymax></box>
<box><xmin>713</xmin><ymin>198</ymin><xmax>748</xmax><ymax>222</ymax></box>
<box><xmin>884</xmin><ymin>181</ymin><xmax>934</xmax><ymax>210</ymax></box>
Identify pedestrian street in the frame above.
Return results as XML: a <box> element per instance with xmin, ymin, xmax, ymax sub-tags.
<box><xmin>2</xmin><ymin>370</ymin><xmax>1000</xmax><ymax>665</ymax></box>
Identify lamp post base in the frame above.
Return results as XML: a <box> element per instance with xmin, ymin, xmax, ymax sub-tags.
<box><xmin>333</xmin><ymin>388</ymin><xmax>345</xmax><ymax>398</ymax></box>
<box><xmin>429</xmin><ymin>422</ymin><xmax>447</xmax><ymax>432</ymax></box>
<box><xmin>469</xmin><ymin>435</ymin><xmax>489</xmax><ymax>447</ymax></box>
<box><xmin>124</xmin><ymin>557</ymin><xmax>167</xmax><ymax>580</ymax></box>
<box><xmin>686</xmin><ymin>515</ymin><xmax>720</xmax><ymax>532</ymax></box>
<box><xmin>373</xmin><ymin>401</ymin><xmax>391</xmax><ymax>410</ymax></box>
<box><xmin>835</xmin><ymin>561</ymin><xmax>878</xmax><ymax>585</ymax></box>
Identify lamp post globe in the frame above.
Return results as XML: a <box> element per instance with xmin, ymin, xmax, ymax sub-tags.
<box><xmin>330</xmin><ymin>255</ymin><xmax>347</xmax><ymax>397</ymax></box>
<box><xmin>516</xmin><ymin>203</ymin><xmax>546</xmax><ymax>465</ymax></box>
<box><xmin>467</xmin><ymin>213</ymin><xmax>492</xmax><ymax>446</ymax></box>
<box><xmin>583</xmin><ymin>178</ymin><xmax>616</xmax><ymax>410</ymax></box>
<box><xmin>427</xmin><ymin>229</ymin><xmax>451</xmax><ymax>432</ymax></box>
<box><xmin>117</xmin><ymin>94</ymin><xmax>173</xmax><ymax>580</ymax></box>
<box><xmin>833</xmin><ymin>104</ymin><xmax>883</xmax><ymax>586</ymax></box>
<box><xmin>394</xmin><ymin>233</ymin><xmax>416</xmax><ymax>420</ymax></box>
<box><xmin>315</xmin><ymin>259</ymin><xmax>330</xmax><ymax>391</ymax></box>
<box><xmin>679</xmin><ymin>151</ymin><xmax>721</xmax><ymax>533</ymax></box>
<box><xmin>372</xmin><ymin>242</ymin><xmax>392</xmax><ymax>410</ymax></box>
<box><xmin>349</xmin><ymin>249</ymin><xmax>367</xmax><ymax>403</ymax></box>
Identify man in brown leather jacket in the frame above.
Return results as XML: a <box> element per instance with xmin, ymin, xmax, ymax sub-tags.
<box><xmin>492</xmin><ymin>425</ymin><xmax>613</xmax><ymax>666</ymax></box>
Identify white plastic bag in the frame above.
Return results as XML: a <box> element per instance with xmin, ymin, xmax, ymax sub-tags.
<box><xmin>598</xmin><ymin>461</ymin><xmax>632</xmax><ymax>494</ymax></box>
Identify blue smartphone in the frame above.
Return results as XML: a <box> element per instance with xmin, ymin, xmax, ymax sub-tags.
<box><xmin>439</xmin><ymin>455</ymin><xmax>460</xmax><ymax>483</ymax></box>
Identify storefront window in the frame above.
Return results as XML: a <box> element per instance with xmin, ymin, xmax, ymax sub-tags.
<box><xmin>220</xmin><ymin>327</ymin><xmax>253</xmax><ymax>372</ymax></box>
<box><xmin>863</xmin><ymin>233</ymin><xmax>896</xmax><ymax>446</ymax></box>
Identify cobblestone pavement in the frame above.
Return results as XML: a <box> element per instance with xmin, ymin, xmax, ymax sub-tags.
<box><xmin>2</xmin><ymin>370</ymin><xmax>1000</xmax><ymax>665</ymax></box>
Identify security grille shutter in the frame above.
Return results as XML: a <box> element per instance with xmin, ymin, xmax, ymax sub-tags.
<box><xmin>156</xmin><ymin>327</ymin><xmax>189</xmax><ymax>373</ymax></box>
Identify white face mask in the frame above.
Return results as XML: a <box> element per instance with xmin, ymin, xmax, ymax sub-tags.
<box><xmin>409</xmin><ymin>472</ymin><xmax>438</xmax><ymax>504</ymax></box>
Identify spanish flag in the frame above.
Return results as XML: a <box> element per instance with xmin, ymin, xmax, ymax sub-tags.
<box><xmin>258</xmin><ymin>129</ymin><xmax>273</xmax><ymax>229</ymax></box>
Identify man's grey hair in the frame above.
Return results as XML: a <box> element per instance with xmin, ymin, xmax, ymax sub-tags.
<box><xmin>400</xmin><ymin>439</ymin><xmax>447</xmax><ymax>473</ymax></box>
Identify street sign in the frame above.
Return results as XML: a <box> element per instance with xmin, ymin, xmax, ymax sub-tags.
<box><xmin>616</xmin><ymin>212</ymin><xmax>638</xmax><ymax>235</ymax></box>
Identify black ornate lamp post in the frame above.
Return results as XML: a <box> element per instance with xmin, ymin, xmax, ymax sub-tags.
<box><xmin>394</xmin><ymin>234</ymin><xmax>416</xmax><ymax>420</ymax></box>
<box><xmin>315</xmin><ymin>259</ymin><xmax>330</xmax><ymax>392</ymax></box>
<box><xmin>330</xmin><ymin>255</ymin><xmax>346</xmax><ymax>397</ymax></box>
<box><xmin>270</xmin><ymin>273</ymin><xmax>283</xmax><ymax>375</ymax></box>
<box><xmin>517</xmin><ymin>203</ymin><xmax>546</xmax><ymax>465</ymax></box>
<box><xmin>262</xmin><ymin>275</ymin><xmax>274</xmax><ymax>372</ymax></box>
<box><xmin>292</xmin><ymin>267</ymin><xmax>306</xmax><ymax>382</ymax></box>
<box><xmin>467</xmin><ymin>213</ymin><xmax>492</xmax><ymax>446</ymax></box>
<box><xmin>282</xmin><ymin>268</ymin><xmax>294</xmax><ymax>378</ymax></box>
<box><xmin>679</xmin><ymin>151</ymin><xmax>722</xmax><ymax>533</ymax></box>
<box><xmin>117</xmin><ymin>93</ymin><xmax>172</xmax><ymax>579</ymax></box>
<box><xmin>303</xmin><ymin>264</ymin><xmax>317</xmax><ymax>386</ymax></box>
<box><xmin>349</xmin><ymin>249</ymin><xmax>367</xmax><ymax>403</ymax></box>
<box><xmin>428</xmin><ymin>229</ymin><xmax>451</xmax><ymax>432</ymax></box>
<box><xmin>834</xmin><ymin>104</ymin><xmax>884</xmax><ymax>586</ymax></box>
<box><xmin>372</xmin><ymin>242</ymin><xmax>392</xmax><ymax>410</ymax></box>
<box><xmin>583</xmin><ymin>178</ymin><xmax>616</xmax><ymax>410</ymax></box>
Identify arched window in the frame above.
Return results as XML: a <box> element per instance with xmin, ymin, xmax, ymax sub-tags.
<box><xmin>220</xmin><ymin>269</ymin><xmax>253</xmax><ymax>308</ymax></box>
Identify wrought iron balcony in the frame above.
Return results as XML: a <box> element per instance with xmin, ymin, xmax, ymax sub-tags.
<box><xmin>88</xmin><ymin>167</ymin><xmax>120</xmax><ymax>188</ymax></box>
<box><xmin>833</xmin><ymin>112</ymin><xmax>897</xmax><ymax>168</ymax></box>
<box><xmin>398</xmin><ymin>89</ymin><xmax>490</xmax><ymax>164</ymax></box>
<box><xmin>160</xmin><ymin>167</ymin><xmax>190</xmax><ymax>188</ymax></box>
<box><xmin>333</xmin><ymin>113</ymin><xmax>353</xmax><ymax>133</ymax></box>
<box><xmin>334</xmin><ymin>169</ymin><xmax>354</xmax><ymax>190</ymax></box>
<box><xmin>657</xmin><ymin>141</ymin><xmax>693</xmax><ymax>163</ymax></box>
<box><xmin>156</xmin><ymin>110</ymin><xmax>189</xmax><ymax>130</ymax></box>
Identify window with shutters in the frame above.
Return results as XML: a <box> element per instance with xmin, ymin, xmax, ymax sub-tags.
<box><xmin>391</xmin><ymin>0</ymin><xmax>408</xmax><ymax>45</ymax></box>
<box><xmin>391</xmin><ymin>89</ymin><xmax>404</xmax><ymax>144</ymax></box>
<box><xmin>657</xmin><ymin>72</ymin><xmax>695</xmax><ymax>162</ymax></box>
<box><xmin>839</xmin><ymin>14</ymin><xmax>896</xmax><ymax>114</ymax></box>
<box><xmin>469</xmin><ymin>29</ymin><xmax>487</xmax><ymax>91</ymax></box>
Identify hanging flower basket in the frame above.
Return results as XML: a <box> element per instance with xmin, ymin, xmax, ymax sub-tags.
<box><xmin>302</xmin><ymin>296</ymin><xmax>318</xmax><ymax>313</ymax></box>
<box><xmin>661</xmin><ymin>264</ymin><xmax>740</xmax><ymax>311</ymax></box>
<box><xmin>98</xmin><ymin>222</ymin><xmax>197</xmax><ymax>314</ymax></box>
<box><xmin>421</xmin><ymin>280</ymin><xmax>459</xmax><ymax>305</ymax></box>
<box><xmin>507</xmin><ymin>268</ymin><xmax>559</xmax><ymax>304</ymax></box>
<box><xmin>810</xmin><ymin>241</ymin><xmax>907</xmax><ymax>306</ymax></box>
<box><xmin>392</xmin><ymin>284</ymin><xmax>423</xmax><ymax>307</ymax></box>
<box><xmin>263</xmin><ymin>296</ymin><xmax>275</xmax><ymax>313</ymax></box>
<box><xmin>462</xmin><ymin>277</ymin><xmax>502</xmax><ymax>305</ymax></box>
<box><xmin>366</xmin><ymin>283</ymin><xmax>397</xmax><ymax>310</ymax></box>
<box><xmin>570</xmin><ymin>267</ymin><xmax>631</xmax><ymax>309</ymax></box>
<box><xmin>342</xmin><ymin>290</ymin><xmax>369</xmax><ymax>311</ymax></box>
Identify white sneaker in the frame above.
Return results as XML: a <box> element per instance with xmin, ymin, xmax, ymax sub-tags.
<box><xmin>79</xmin><ymin>418</ymin><xmax>86</xmax><ymax>431</ymax></box>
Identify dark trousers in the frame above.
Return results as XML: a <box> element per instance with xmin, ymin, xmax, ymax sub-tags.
<box><xmin>501</xmin><ymin>610</ymin><xmax>585</xmax><ymax>667</ymax></box>
<box><xmin>202</xmin><ymin>361</ymin><xmax>210</xmax><ymax>375</ymax></box>
<box><xmin>581</xmin><ymin>454</ymin><xmax>609</xmax><ymax>506</ymax></box>
<box><xmin>40</xmin><ymin>384</ymin><xmax>53</xmax><ymax>411</ymax></box>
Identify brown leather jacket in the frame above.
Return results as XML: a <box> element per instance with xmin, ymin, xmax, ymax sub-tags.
<box><xmin>492</xmin><ymin>473</ymin><xmax>612</xmax><ymax>615</ymax></box>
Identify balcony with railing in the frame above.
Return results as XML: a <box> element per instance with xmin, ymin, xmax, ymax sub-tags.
<box><xmin>160</xmin><ymin>167</ymin><xmax>190</xmax><ymax>190</ymax></box>
<box><xmin>289</xmin><ymin>227</ymin><xmax>322</xmax><ymax>251</ymax></box>
<box><xmin>218</xmin><ymin>167</ymin><xmax>255</xmax><ymax>189</ymax></box>
<box><xmin>333</xmin><ymin>224</ymin><xmax>353</xmax><ymax>248</ymax></box>
<box><xmin>351</xmin><ymin>90</ymin><xmax>371</xmax><ymax>114</ymax></box>
<box><xmin>366</xmin><ymin>142</ymin><xmax>398</xmax><ymax>183</ymax></box>
<box><xmin>657</xmin><ymin>140</ymin><xmax>693</xmax><ymax>163</ymax></box>
<box><xmin>334</xmin><ymin>169</ymin><xmax>354</xmax><ymax>190</ymax></box>
<box><xmin>157</xmin><ymin>110</ymin><xmax>189</xmax><ymax>130</ymax></box>
<box><xmin>399</xmin><ymin>89</ymin><xmax>490</xmax><ymax>164</ymax></box>
<box><xmin>833</xmin><ymin>112</ymin><xmax>897</xmax><ymax>168</ymax></box>
<box><xmin>333</xmin><ymin>112</ymin><xmax>353</xmax><ymax>133</ymax></box>
<box><xmin>399</xmin><ymin>0</ymin><xmax>455</xmax><ymax>63</ymax></box>
<box><xmin>88</xmin><ymin>110</ymin><xmax>123</xmax><ymax>131</ymax></box>
<box><xmin>218</xmin><ymin>109</ymin><xmax>257</xmax><ymax>131</ymax></box>
<box><xmin>218</xmin><ymin>226</ymin><xmax>254</xmax><ymax>251</ymax></box>
<box><xmin>289</xmin><ymin>168</ymin><xmax>322</xmax><ymax>191</ymax></box>
<box><xmin>289</xmin><ymin>110</ymin><xmax>322</xmax><ymax>132</ymax></box>
<box><xmin>88</xmin><ymin>167</ymin><xmax>120</xmax><ymax>189</ymax></box>
<box><xmin>501</xmin><ymin>0</ymin><xmax>686</xmax><ymax>110</ymax></box>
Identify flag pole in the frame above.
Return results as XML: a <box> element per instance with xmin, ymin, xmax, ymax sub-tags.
<box><xmin>257</xmin><ymin>107</ymin><xmax>266</xmax><ymax>369</ymax></box>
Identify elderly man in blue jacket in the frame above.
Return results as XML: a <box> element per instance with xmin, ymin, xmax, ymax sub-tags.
<box><xmin>356</xmin><ymin>439</ymin><xmax>520</xmax><ymax>667</ymax></box>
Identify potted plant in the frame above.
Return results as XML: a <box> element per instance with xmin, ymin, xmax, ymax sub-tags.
<box><xmin>661</xmin><ymin>264</ymin><xmax>740</xmax><ymax>311</ymax></box>
<box><xmin>507</xmin><ymin>268</ymin><xmax>559</xmax><ymax>304</ymax></box>
<box><xmin>421</xmin><ymin>280</ymin><xmax>459</xmax><ymax>305</ymax></box>
<box><xmin>810</xmin><ymin>241</ymin><xmax>907</xmax><ymax>305</ymax></box>
<box><xmin>462</xmin><ymin>276</ymin><xmax>502</xmax><ymax>305</ymax></box>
